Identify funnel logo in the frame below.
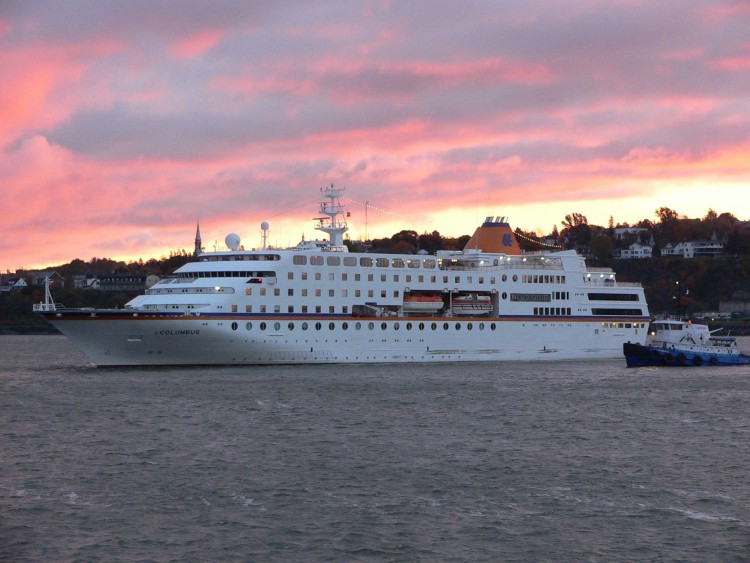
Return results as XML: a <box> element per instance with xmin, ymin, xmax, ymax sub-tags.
<box><xmin>502</xmin><ymin>234</ymin><xmax>513</xmax><ymax>247</ymax></box>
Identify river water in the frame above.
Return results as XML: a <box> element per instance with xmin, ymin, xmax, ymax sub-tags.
<box><xmin>2</xmin><ymin>335</ymin><xmax>749</xmax><ymax>561</ymax></box>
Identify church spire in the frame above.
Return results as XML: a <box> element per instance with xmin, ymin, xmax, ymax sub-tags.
<box><xmin>194</xmin><ymin>220</ymin><xmax>202</xmax><ymax>256</ymax></box>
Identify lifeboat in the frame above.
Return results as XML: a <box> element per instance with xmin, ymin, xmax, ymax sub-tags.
<box><xmin>451</xmin><ymin>294</ymin><xmax>492</xmax><ymax>316</ymax></box>
<box><xmin>403</xmin><ymin>294</ymin><xmax>444</xmax><ymax>312</ymax></box>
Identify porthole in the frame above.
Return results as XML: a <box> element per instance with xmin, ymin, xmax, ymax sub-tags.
<box><xmin>342</xmin><ymin>322</ymin><xmax>348</xmax><ymax>330</ymax></box>
<box><xmin>381</xmin><ymin>322</ymin><xmax>387</xmax><ymax>330</ymax></box>
<box><xmin>479</xmin><ymin>323</ymin><xmax>485</xmax><ymax>330</ymax></box>
<box><xmin>315</xmin><ymin>322</ymin><xmax>322</xmax><ymax>330</ymax></box>
<box><xmin>431</xmin><ymin>323</ymin><xmax>437</xmax><ymax>330</ymax></box>
<box><xmin>502</xmin><ymin>292</ymin><xmax>507</xmax><ymax>300</ymax></box>
<box><xmin>355</xmin><ymin>322</ymin><xmax>362</xmax><ymax>330</ymax></box>
<box><xmin>502</xmin><ymin>274</ymin><xmax>507</xmax><ymax>282</ymax></box>
<box><xmin>443</xmin><ymin>323</ymin><xmax>449</xmax><ymax>330</ymax></box>
<box><xmin>512</xmin><ymin>275</ymin><xmax>518</xmax><ymax>282</ymax></box>
<box><xmin>245</xmin><ymin>322</ymin><xmax>252</xmax><ymax>331</ymax></box>
<box><xmin>260</xmin><ymin>322</ymin><xmax>267</xmax><ymax>330</ymax></box>
<box><xmin>288</xmin><ymin>322</ymin><xmax>294</xmax><ymax>331</ymax></box>
<box><xmin>274</xmin><ymin>322</ymin><xmax>280</xmax><ymax>330</ymax></box>
<box><xmin>368</xmin><ymin>322</ymin><xmax>375</xmax><ymax>330</ymax></box>
<box><xmin>467</xmin><ymin>323</ymin><xmax>473</xmax><ymax>331</ymax></box>
<box><xmin>491</xmin><ymin>323</ymin><xmax>496</xmax><ymax>330</ymax></box>
<box><xmin>418</xmin><ymin>322</ymin><xmax>424</xmax><ymax>330</ymax></box>
<box><xmin>455</xmin><ymin>323</ymin><xmax>461</xmax><ymax>330</ymax></box>
<box><xmin>231</xmin><ymin>322</ymin><xmax>238</xmax><ymax>330</ymax></box>
<box><xmin>406</xmin><ymin>322</ymin><xmax>412</xmax><ymax>330</ymax></box>
<box><xmin>394</xmin><ymin>322</ymin><xmax>400</xmax><ymax>330</ymax></box>
<box><xmin>329</xmin><ymin>322</ymin><xmax>335</xmax><ymax>330</ymax></box>
<box><xmin>302</xmin><ymin>322</ymin><xmax>308</xmax><ymax>330</ymax></box>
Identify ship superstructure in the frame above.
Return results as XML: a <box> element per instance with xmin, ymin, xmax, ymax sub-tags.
<box><xmin>36</xmin><ymin>185</ymin><xmax>649</xmax><ymax>366</ymax></box>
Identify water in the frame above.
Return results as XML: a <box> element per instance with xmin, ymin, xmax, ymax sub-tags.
<box><xmin>2</xmin><ymin>335</ymin><xmax>750</xmax><ymax>562</ymax></box>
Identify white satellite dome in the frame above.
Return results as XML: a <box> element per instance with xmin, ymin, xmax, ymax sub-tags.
<box><xmin>225</xmin><ymin>232</ymin><xmax>241</xmax><ymax>251</ymax></box>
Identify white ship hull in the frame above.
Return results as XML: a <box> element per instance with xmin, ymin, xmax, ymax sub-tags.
<box><xmin>44</xmin><ymin>312</ymin><xmax>644</xmax><ymax>366</ymax></box>
<box><xmin>36</xmin><ymin>186</ymin><xmax>650</xmax><ymax>366</ymax></box>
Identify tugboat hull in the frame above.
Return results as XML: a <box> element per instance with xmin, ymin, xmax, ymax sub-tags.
<box><xmin>623</xmin><ymin>342</ymin><xmax>750</xmax><ymax>367</ymax></box>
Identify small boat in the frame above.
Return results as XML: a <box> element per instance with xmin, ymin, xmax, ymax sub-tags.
<box><xmin>402</xmin><ymin>294</ymin><xmax>444</xmax><ymax>312</ymax></box>
<box><xmin>451</xmin><ymin>294</ymin><xmax>492</xmax><ymax>316</ymax></box>
<box><xmin>623</xmin><ymin>318</ymin><xmax>750</xmax><ymax>367</ymax></box>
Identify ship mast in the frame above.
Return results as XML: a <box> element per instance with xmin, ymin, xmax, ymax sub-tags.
<box><xmin>315</xmin><ymin>183</ymin><xmax>349</xmax><ymax>248</ymax></box>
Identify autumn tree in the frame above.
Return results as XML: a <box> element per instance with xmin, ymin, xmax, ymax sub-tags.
<box><xmin>418</xmin><ymin>231</ymin><xmax>444</xmax><ymax>253</ymax></box>
<box><xmin>655</xmin><ymin>207</ymin><xmax>680</xmax><ymax>223</ymax></box>
<box><xmin>560</xmin><ymin>212</ymin><xmax>591</xmax><ymax>247</ymax></box>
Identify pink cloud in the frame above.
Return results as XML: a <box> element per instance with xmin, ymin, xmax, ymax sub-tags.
<box><xmin>2</xmin><ymin>2</ymin><xmax>750</xmax><ymax>270</ymax></box>
<box><xmin>213</xmin><ymin>74</ymin><xmax>319</xmax><ymax>99</ymax></box>
<box><xmin>169</xmin><ymin>28</ymin><xmax>225</xmax><ymax>59</ymax></box>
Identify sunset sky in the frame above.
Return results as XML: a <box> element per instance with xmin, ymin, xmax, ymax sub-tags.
<box><xmin>2</xmin><ymin>1</ymin><xmax>749</xmax><ymax>271</ymax></box>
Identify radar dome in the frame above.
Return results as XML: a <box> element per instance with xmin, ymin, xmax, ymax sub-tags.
<box><xmin>261</xmin><ymin>221</ymin><xmax>269</xmax><ymax>231</ymax></box>
<box><xmin>225</xmin><ymin>233</ymin><xmax>241</xmax><ymax>251</ymax></box>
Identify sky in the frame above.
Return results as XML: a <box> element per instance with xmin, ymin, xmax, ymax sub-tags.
<box><xmin>2</xmin><ymin>1</ymin><xmax>750</xmax><ymax>271</ymax></box>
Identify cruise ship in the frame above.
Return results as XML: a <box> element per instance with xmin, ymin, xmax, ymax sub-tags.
<box><xmin>35</xmin><ymin>185</ymin><xmax>649</xmax><ymax>366</ymax></box>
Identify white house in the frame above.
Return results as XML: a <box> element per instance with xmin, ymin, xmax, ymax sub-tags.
<box><xmin>0</xmin><ymin>277</ymin><xmax>28</xmax><ymax>292</ymax></box>
<box><xmin>72</xmin><ymin>274</ymin><xmax>100</xmax><ymax>289</ymax></box>
<box><xmin>662</xmin><ymin>236</ymin><xmax>724</xmax><ymax>258</ymax></box>
<box><xmin>620</xmin><ymin>242</ymin><xmax>653</xmax><ymax>259</ymax></box>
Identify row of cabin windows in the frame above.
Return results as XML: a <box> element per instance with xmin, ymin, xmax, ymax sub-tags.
<box><xmin>290</xmin><ymin>271</ymin><xmax>499</xmax><ymax>284</ymax></box>
<box><xmin>293</xmin><ymin>255</ymin><xmax>436</xmax><ymax>268</ymax></box>
<box><xmin>167</xmin><ymin>270</ymin><xmax>568</xmax><ymax>285</ymax></box>
<box><xmin>170</xmin><ymin>271</ymin><xmax>276</xmax><ymax>278</ymax></box>
<box><xmin>231</xmin><ymin>320</ymin><xmax>641</xmax><ymax>333</ymax></box>
<box><xmin>247</xmin><ymin>287</ymin><xmax>399</xmax><ymax>299</ymax></box>
<box><xmin>203</xmin><ymin>254</ymin><xmax>280</xmax><ymax>261</ymax></box>
<box><xmin>244</xmin><ymin>287</ymin><xmax>572</xmax><ymax>306</ymax></box>
<box><xmin>286</xmin><ymin>271</ymin><xmax>567</xmax><ymax>285</ymax></box>
<box><xmin>237</xmin><ymin>320</ymin><xmax>502</xmax><ymax>331</ymax></box>
<box><xmin>246</xmin><ymin>286</ymin><xmax>568</xmax><ymax>302</ymax></box>
<box><xmin>520</xmin><ymin>274</ymin><xmax>566</xmax><ymax>284</ymax></box>
<box><xmin>533</xmin><ymin>307</ymin><xmax>573</xmax><ymax>316</ymax></box>
<box><xmin>242</xmin><ymin>305</ymin><xmax>350</xmax><ymax>314</ymax></box>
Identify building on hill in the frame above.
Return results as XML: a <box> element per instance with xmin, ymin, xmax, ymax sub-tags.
<box><xmin>619</xmin><ymin>242</ymin><xmax>653</xmax><ymax>259</ymax></box>
<box><xmin>0</xmin><ymin>276</ymin><xmax>27</xmax><ymax>292</ymax></box>
<box><xmin>662</xmin><ymin>234</ymin><xmax>725</xmax><ymax>258</ymax></box>
<box><xmin>30</xmin><ymin>271</ymin><xmax>64</xmax><ymax>288</ymax></box>
<box><xmin>71</xmin><ymin>274</ymin><xmax>100</xmax><ymax>289</ymax></box>
<box><xmin>614</xmin><ymin>227</ymin><xmax>650</xmax><ymax>241</ymax></box>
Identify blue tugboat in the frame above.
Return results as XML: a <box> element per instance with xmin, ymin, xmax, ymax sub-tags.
<box><xmin>623</xmin><ymin>318</ymin><xmax>750</xmax><ymax>367</ymax></box>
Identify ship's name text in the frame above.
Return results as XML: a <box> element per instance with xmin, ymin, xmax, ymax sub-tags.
<box><xmin>510</xmin><ymin>293</ymin><xmax>551</xmax><ymax>302</ymax></box>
